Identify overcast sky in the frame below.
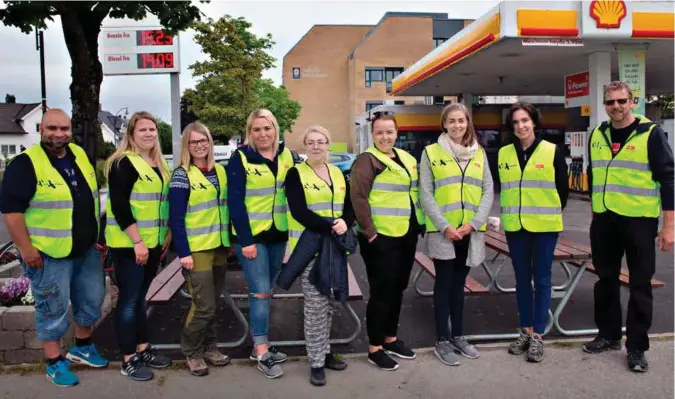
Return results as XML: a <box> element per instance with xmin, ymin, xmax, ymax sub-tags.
<box><xmin>0</xmin><ymin>0</ymin><xmax>499</xmax><ymax>122</ymax></box>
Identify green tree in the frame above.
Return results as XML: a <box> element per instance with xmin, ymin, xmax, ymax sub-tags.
<box><xmin>254</xmin><ymin>78</ymin><xmax>301</xmax><ymax>138</ymax></box>
<box><xmin>649</xmin><ymin>93</ymin><xmax>674</xmax><ymax>119</ymax></box>
<box><xmin>187</xmin><ymin>15</ymin><xmax>275</xmax><ymax>142</ymax></box>
<box><xmin>4</xmin><ymin>94</ymin><xmax>16</xmax><ymax>103</ymax></box>
<box><xmin>157</xmin><ymin>119</ymin><xmax>173</xmax><ymax>154</ymax></box>
<box><xmin>0</xmin><ymin>2</ymin><xmax>202</xmax><ymax>164</ymax></box>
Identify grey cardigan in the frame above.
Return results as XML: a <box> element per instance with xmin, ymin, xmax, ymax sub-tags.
<box><xmin>419</xmin><ymin>148</ymin><xmax>494</xmax><ymax>265</ymax></box>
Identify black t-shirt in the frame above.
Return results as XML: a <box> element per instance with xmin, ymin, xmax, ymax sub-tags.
<box><xmin>0</xmin><ymin>144</ymin><xmax>97</xmax><ymax>258</ymax></box>
<box><xmin>391</xmin><ymin>152</ymin><xmax>422</xmax><ymax>234</ymax></box>
<box><xmin>609</xmin><ymin>118</ymin><xmax>641</xmax><ymax>155</ymax></box>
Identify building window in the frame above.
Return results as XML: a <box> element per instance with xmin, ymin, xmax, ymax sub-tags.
<box><xmin>365</xmin><ymin>67</ymin><xmax>384</xmax><ymax>88</ymax></box>
<box><xmin>365</xmin><ymin>101</ymin><xmax>384</xmax><ymax>112</ymax></box>
<box><xmin>385</xmin><ymin>67</ymin><xmax>404</xmax><ymax>92</ymax></box>
<box><xmin>433</xmin><ymin>96</ymin><xmax>444</xmax><ymax>105</ymax></box>
<box><xmin>434</xmin><ymin>38</ymin><xmax>447</xmax><ymax>48</ymax></box>
<box><xmin>394</xmin><ymin>100</ymin><xmax>405</xmax><ymax>105</ymax></box>
<box><xmin>36</xmin><ymin>123</ymin><xmax>40</xmax><ymax>132</ymax></box>
<box><xmin>1</xmin><ymin>144</ymin><xmax>17</xmax><ymax>156</ymax></box>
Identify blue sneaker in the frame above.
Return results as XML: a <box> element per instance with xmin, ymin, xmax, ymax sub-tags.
<box><xmin>66</xmin><ymin>344</ymin><xmax>109</xmax><ymax>368</ymax></box>
<box><xmin>46</xmin><ymin>359</ymin><xmax>79</xmax><ymax>387</ymax></box>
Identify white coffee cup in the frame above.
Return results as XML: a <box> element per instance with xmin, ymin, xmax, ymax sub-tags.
<box><xmin>487</xmin><ymin>216</ymin><xmax>501</xmax><ymax>231</ymax></box>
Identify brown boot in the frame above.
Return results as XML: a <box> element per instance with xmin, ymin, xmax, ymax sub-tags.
<box><xmin>204</xmin><ymin>350</ymin><xmax>231</xmax><ymax>367</ymax></box>
<box><xmin>187</xmin><ymin>358</ymin><xmax>209</xmax><ymax>377</ymax></box>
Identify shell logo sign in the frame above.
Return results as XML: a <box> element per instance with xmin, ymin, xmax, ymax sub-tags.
<box><xmin>590</xmin><ymin>0</ymin><xmax>627</xmax><ymax>29</ymax></box>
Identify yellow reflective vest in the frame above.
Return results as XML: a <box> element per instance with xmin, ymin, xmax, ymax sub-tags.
<box><xmin>24</xmin><ymin>143</ymin><xmax>99</xmax><ymax>258</ymax></box>
<box><xmin>183</xmin><ymin>164</ymin><xmax>230</xmax><ymax>251</ymax></box>
<box><xmin>498</xmin><ymin>140</ymin><xmax>563</xmax><ymax>232</ymax></box>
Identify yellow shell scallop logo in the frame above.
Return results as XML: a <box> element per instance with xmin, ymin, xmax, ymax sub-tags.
<box><xmin>590</xmin><ymin>0</ymin><xmax>627</xmax><ymax>29</ymax></box>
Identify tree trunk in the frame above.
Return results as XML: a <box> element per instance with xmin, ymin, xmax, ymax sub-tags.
<box><xmin>58</xmin><ymin>4</ymin><xmax>105</xmax><ymax>166</ymax></box>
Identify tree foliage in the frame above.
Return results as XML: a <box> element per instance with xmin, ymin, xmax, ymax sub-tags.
<box><xmin>4</xmin><ymin>94</ymin><xmax>16</xmax><ymax>103</ymax></box>
<box><xmin>187</xmin><ymin>15</ymin><xmax>275</xmax><ymax>142</ymax></box>
<box><xmin>649</xmin><ymin>93</ymin><xmax>674</xmax><ymax>119</ymax></box>
<box><xmin>254</xmin><ymin>79</ymin><xmax>301</xmax><ymax>138</ymax></box>
<box><xmin>0</xmin><ymin>2</ymin><xmax>203</xmax><ymax>164</ymax></box>
<box><xmin>157</xmin><ymin>119</ymin><xmax>173</xmax><ymax>154</ymax></box>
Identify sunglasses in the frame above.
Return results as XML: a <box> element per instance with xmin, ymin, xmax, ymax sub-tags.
<box><xmin>368</xmin><ymin>110</ymin><xmax>395</xmax><ymax>121</ymax></box>
<box><xmin>604</xmin><ymin>98</ymin><xmax>629</xmax><ymax>106</ymax></box>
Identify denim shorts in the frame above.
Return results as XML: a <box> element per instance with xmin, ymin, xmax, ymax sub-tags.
<box><xmin>21</xmin><ymin>245</ymin><xmax>105</xmax><ymax>341</ymax></box>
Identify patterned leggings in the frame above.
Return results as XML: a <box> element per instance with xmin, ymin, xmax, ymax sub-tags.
<box><xmin>301</xmin><ymin>260</ymin><xmax>335</xmax><ymax>368</ymax></box>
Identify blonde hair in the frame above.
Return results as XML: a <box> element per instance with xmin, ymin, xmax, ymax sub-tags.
<box><xmin>440</xmin><ymin>103</ymin><xmax>477</xmax><ymax>147</ymax></box>
<box><xmin>245</xmin><ymin>109</ymin><xmax>280</xmax><ymax>154</ymax></box>
<box><xmin>105</xmin><ymin>111</ymin><xmax>168</xmax><ymax>180</ymax></box>
<box><xmin>302</xmin><ymin>125</ymin><xmax>332</xmax><ymax>163</ymax></box>
<box><xmin>179</xmin><ymin>122</ymin><xmax>215</xmax><ymax>171</ymax></box>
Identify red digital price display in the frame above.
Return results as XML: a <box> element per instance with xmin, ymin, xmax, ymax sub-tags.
<box><xmin>136</xmin><ymin>53</ymin><xmax>175</xmax><ymax>69</ymax></box>
<box><xmin>136</xmin><ymin>30</ymin><xmax>174</xmax><ymax>46</ymax></box>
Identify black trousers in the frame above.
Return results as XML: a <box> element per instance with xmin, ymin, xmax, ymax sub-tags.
<box><xmin>433</xmin><ymin>236</ymin><xmax>471</xmax><ymax>340</ymax></box>
<box><xmin>590</xmin><ymin>212</ymin><xmax>658</xmax><ymax>351</ymax></box>
<box><xmin>359</xmin><ymin>231</ymin><xmax>418</xmax><ymax>346</ymax></box>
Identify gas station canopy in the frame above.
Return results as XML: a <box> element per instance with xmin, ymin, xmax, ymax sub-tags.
<box><xmin>391</xmin><ymin>1</ymin><xmax>674</xmax><ymax>97</ymax></box>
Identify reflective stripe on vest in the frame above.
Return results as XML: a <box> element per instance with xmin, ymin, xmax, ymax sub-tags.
<box><xmin>183</xmin><ymin>164</ymin><xmax>230</xmax><ymax>251</ymax></box>
<box><xmin>24</xmin><ymin>143</ymin><xmax>99</xmax><ymax>258</ymax></box>
<box><xmin>362</xmin><ymin>146</ymin><xmax>424</xmax><ymax>237</ymax></box>
<box><xmin>287</xmin><ymin>163</ymin><xmax>346</xmax><ymax>254</ymax></box>
<box><xmin>589</xmin><ymin>115</ymin><xmax>660</xmax><ymax>218</ymax></box>
<box><xmin>105</xmin><ymin>152</ymin><xmax>169</xmax><ymax>248</ymax></box>
<box><xmin>232</xmin><ymin>148</ymin><xmax>294</xmax><ymax>236</ymax></box>
<box><xmin>424</xmin><ymin>143</ymin><xmax>486</xmax><ymax>232</ymax></box>
<box><xmin>498</xmin><ymin>141</ymin><xmax>563</xmax><ymax>232</ymax></box>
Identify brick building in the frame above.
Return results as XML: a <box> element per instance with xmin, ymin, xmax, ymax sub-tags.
<box><xmin>282</xmin><ymin>12</ymin><xmax>471</xmax><ymax>152</ymax></box>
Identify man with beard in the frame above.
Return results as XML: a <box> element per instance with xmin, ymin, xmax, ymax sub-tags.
<box><xmin>583</xmin><ymin>81</ymin><xmax>674</xmax><ymax>373</ymax></box>
<box><xmin>1</xmin><ymin>109</ymin><xmax>108</xmax><ymax>387</ymax></box>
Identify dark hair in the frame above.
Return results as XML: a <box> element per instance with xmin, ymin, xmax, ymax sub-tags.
<box><xmin>504</xmin><ymin>102</ymin><xmax>542</xmax><ymax>142</ymax></box>
<box><xmin>369</xmin><ymin>110</ymin><xmax>398</xmax><ymax>131</ymax></box>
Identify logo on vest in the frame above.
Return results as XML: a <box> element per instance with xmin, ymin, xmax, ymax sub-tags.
<box><xmin>303</xmin><ymin>182</ymin><xmax>322</xmax><ymax>191</ymax></box>
<box><xmin>611</xmin><ymin>143</ymin><xmax>620</xmax><ymax>154</ymax></box>
<box><xmin>626</xmin><ymin>145</ymin><xmax>635</xmax><ymax>151</ymax></box>
<box><xmin>245</xmin><ymin>167</ymin><xmax>265</xmax><ymax>177</ymax></box>
<box><xmin>339</xmin><ymin>186</ymin><xmax>345</xmax><ymax>191</ymax></box>
<box><xmin>37</xmin><ymin>179</ymin><xmax>59</xmax><ymax>189</ymax></box>
<box><xmin>474</xmin><ymin>162</ymin><xmax>481</xmax><ymax>167</ymax></box>
<box><xmin>535</xmin><ymin>164</ymin><xmax>545</xmax><ymax>169</ymax></box>
<box><xmin>139</xmin><ymin>174</ymin><xmax>154</xmax><ymax>182</ymax></box>
<box><xmin>498</xmin><ymin>162</ymin><xmax>517</xmax><ymax>170</ymax></box>
<box><xmin>191</xmin><ymin>182</ymin><xmax>209</xmax><ymax>190</ymax></box>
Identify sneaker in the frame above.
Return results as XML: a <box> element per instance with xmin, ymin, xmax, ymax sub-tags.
<box><xmin>382</xmin><ymin>339</ymin><xmax>416</xmax><ymax>360</ymax></box>
<box><xmin>526</xmin><ymin>335</ymin><xmax>544</xmax><ymax>363</ymax></box>
<box><xmin>187</xmin><ymin>357</ymin><xmax>209</xmax><ymax>377</ymax></box>
<box><xmin>121</xmin><ymin>354</ymin><xmax>154</xmax><ymax>382</ymax></box>
<box><xmin>434</xmin><ymin>340</ymin><xmax>460</xmax><ymax>366</ymax></box>
<box><xmin>249</xmin><ymin>345</ymin><xmax>288</xmax><ymax>363</ymax></box>
<box><xmin>582</xmin><ymin>336</ymin><xmax>621</xmax><ymax>354</ymax></box>
<box><xmin>139</xmin><ymin>346</ymin><xmax>172</xmax><ymax>369</ymax></box>
<box><xmin>449</xmin><ymin>336</ymin><xmax>480</xmax><ymax>359</ymax></box>
<box><xmin>66</xmin><ymin>344</ymin><xmax>109</xmax><ymax>368</ymax></box>
<box><xmin>310</xmin><ymin>367</ymin><xmax>326</xmax><ymax>386</ymax></box>
<box><xmin>627</xmin><ymin>350</ymin><xmax>648</xmax><ymax>373</ymax></box>
<box><xmin>324</xmin><ymin>353</ymin><xmax>347</xmax><ymax>371</ymax></box>
<box><xmin>257</xmin><ymin>352</ymin><xmax>284</xmax><ymax>379</ymax></box>
<box><xmin>508</xmin><ymin>331</ymin><xmax>531</xmax><ymax>355</ymax></box>
<box><xmin>367</xmin><ymin>349</ymin><xmax>399</xmax><ymax>371</ymax></box>
<box><xmin>46</xmin><ymin>358</ymin><xmax>79</xmax><ymax>387</ymax></box>
<box><xmin>204</xmin><ymin>350</ymin><xmax>230</xmax><ymax>367</ymax></box>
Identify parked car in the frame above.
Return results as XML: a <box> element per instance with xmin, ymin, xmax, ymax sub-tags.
<box><xmin>328</xmin><ymin>152</ymin><xmax>356</xmax><ymax>181</ymax></box>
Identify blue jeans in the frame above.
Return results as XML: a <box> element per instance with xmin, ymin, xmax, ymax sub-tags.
<box><xmin>21</xmin><ymin>246</ymin><xmax>105</xmax><ymax>341</ymax></box>
<box><xmin>233</xmin><ymin>242</ymin><xmax>286</xmax><ymax>345</ymax></box>
<box><xmin>505</xmin><ymin>231</ymin><xmax>559</xmax><ymax>335</ymax></box>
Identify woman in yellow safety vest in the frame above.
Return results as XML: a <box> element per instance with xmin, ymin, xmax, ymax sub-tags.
<box><xmin>419</xmin><ymin>103</ymin><xmax>494</xmax><ymax>366</ymax></box>
<box><xmin>350</xmin><ymin>110</ymin><xmax>425</xmax><ymax>371</ymax></box>
<box><xmin>104</xmin><ymin>111</ymin><xmax>173</xmax><ymax>381</ymax></box>
<box><xmin>226</xmin><ymin>109</ymin><xmax>292</xmax><ymax>379</ymax></box>
<box><xmin>498</xmin><ymin>102</ymin><xmax>568</xmax><ymax>363</ymax></box>
<box><xmin>283</xmin><ymin>125</ymin><xmax>355</xmax><ymax>386</ymax></box>
<box><xmin>168</xmin><ymin>122</ymin><xmax>231</xmax><ymax>377</ymax></box>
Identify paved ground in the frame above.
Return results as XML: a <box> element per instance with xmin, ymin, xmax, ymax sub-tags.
<box><xmin>1</xmin><ymin>338</ymin><xmax>673</xmax><ymax>399</ymax></box>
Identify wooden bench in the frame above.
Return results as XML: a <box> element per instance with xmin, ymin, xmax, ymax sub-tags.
<box><xmin>146</xmin><ymin>257</ymin><xmax>185</xmax><ymax>303</ymax></box>
<box><xmin>412</xmin><ymin>251</ymin><xmax>490</xmax><ymax>296</ymax></box>
<box><xmin>557</xmin><ymin>238</ymin><xmax>666</xmax><ymax>288</ymax></box>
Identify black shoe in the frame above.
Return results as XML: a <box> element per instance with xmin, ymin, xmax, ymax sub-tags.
<box><xmin>367</xmin><ymin>349</ymin><xmax>399</xmax><ymax>371</ymax></box>
<box><xmin>382</xmin><ymin>339</ymin><xmax>416</xmax><ymax>359</ymax></box>
<box><xmin>310</xmin><ymin>367</ymin><xmax>326</xmax><ymax>386</ymax></box>
<box><xmin>627</xmin><ymin>350</ymin><xmax>648</xmax><ymax>373</ymax></box>
<box><xmin>582</xmin><ymin>336</ymin><xmax>621</xmax><ymax>354</ymax></box>
<box><xmin>121</xmin><ymin>354</ymin><xmax>154</xmax><ymax>382</ymax></box>
<box><xmin>324</xmin><ymin>353</ymin><xmax>347</xmax><ymax>371</ymax></box>
<box><xmin>139</xmin><ymin>346</ymin><xmax>172</xmax><ymax>369</ymax></box>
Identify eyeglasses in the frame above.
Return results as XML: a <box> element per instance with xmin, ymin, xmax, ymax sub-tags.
<box><xmin>188</xmin><ymin>138</ymin><xmax>209</xmax><ymax>147</ymax></box>
<box><xmin>604</xmin><ymin>98</ymin><xmax>629</xmax><ymax>106</ymax></box>
<box><xmin>305</xmin><ymin>140</ymin><xmax>329</xmax><ymax>147</ymax></box>
<box><xmin>367</xmin><ymin>110</ymin><xmax>395</xmax><ymax>121</ymax></box>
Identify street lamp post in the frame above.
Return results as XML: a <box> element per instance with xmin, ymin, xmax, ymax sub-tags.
<box><xmin>35</xmin><ymin>28</ymin><xmax>47</xmax><ymax>114</ymax></box>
